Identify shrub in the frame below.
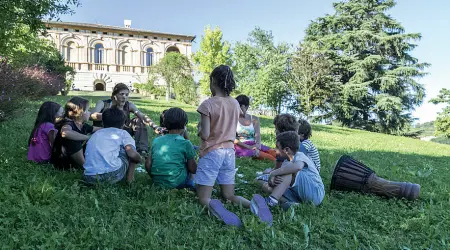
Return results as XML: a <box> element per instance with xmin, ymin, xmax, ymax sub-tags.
<box><xmin>0</xmin><ymin>58</ymin><xmax>64</xmax><ymax>121</ymax></box>
<box><xmin>173</xmin><ymin>77</ymin><xmax>198</xmax><ymax>106</ymax></box>
<box><xmin>431</xmin><ymin>136</ymin><xmax>450</xmax><ymax>145</ymax></box>
<box><xmin>135</xmin><ymin>81</ymin><xmax>166</xmax><ymax>98</ymax></box>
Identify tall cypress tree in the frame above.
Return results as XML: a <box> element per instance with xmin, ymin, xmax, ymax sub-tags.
<box><xmin>303</xmin><ymin>0</ymin><xmax>428</xmax><ymax>134</ymax></box>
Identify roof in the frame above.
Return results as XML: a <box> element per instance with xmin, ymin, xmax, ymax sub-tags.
<box><xmin>45</xmin><ymin>21</ymin><xmax>196</xmax><ymax>42</ymax></box>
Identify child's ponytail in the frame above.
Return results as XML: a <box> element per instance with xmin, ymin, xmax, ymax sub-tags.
<box><xmin>210</xmin><ymin>65</ymin><xmax>236</xmax><ymax>96</ymax></box>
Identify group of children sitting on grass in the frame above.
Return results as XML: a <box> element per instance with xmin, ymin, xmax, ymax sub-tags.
<box><xmin>27</xmin><ymin>65</ymin><xmax>324</xmax><ymax>227</ymax></box>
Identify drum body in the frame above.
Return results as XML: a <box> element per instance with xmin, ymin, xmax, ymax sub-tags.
<box><xmin>331</xmin><ymin>155</ymin><xmax>420</xmax><ymax>200</ymax></box>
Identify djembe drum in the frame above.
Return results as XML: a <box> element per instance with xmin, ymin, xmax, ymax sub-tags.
<box><xmin>330</xmin><ymin>155</ymin><xmax>420</xmax><ymax>200</ymax></box>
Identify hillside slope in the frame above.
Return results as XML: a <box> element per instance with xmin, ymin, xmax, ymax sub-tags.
<box><xmin>0</xmin><ymin>93</ymin><xmax>448</xmax><ymax>249</ymax></box>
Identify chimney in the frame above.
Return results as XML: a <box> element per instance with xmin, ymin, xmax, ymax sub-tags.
<box><xmin>124</xmin><ymin>20</ymin><xmax>132</xmax><ymax>28</ymax></box>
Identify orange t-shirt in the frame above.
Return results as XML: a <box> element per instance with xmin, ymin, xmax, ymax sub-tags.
<box><xmin>197</xmin><ymin>96</ymin><xmax>242</xmax><ymax>157</ymax></box>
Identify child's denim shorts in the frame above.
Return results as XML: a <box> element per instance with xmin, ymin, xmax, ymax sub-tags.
<box><xmin>83</xmin><ymin>148</ymin><xmax>129</xmax><ymax>185</ymax></box>
<box><xmin>194</xmin><ymin>148</ymin><xmax>236</xmax><ymax>186</ymax></box>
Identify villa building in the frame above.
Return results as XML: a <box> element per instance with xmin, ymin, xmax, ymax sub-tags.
<box><xmin>43</xmin><ymin>20</ymin><xmax>195</xmax><ymax>91</ymax></box>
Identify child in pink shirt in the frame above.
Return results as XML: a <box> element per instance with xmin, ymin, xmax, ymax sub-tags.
<box><xmin>195</xmin><ymin>65</ymin><xmax>273</xmax><ymax>227</ymax></box>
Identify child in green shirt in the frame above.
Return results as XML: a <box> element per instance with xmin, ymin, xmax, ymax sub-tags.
<box><xmin>145</xmin><ymin>108</ymin><xmax>197</xmax><ymax>189</ymax></box>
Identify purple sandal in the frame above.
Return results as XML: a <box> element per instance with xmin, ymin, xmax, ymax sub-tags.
<box><xmin>250</xmin><ymin>194</ymin><xmax>273</xmax><ymax>226</ymax></box>
<box><xmin>209</xmin><ymin>199</ymin><xmax>242</xmax><ymax>227</ymax></box>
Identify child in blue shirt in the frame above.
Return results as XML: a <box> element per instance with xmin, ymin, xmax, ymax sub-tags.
<box><xmin>298</xmin><ymin>119</ymin><xmax>321</xmax><ymax>172</ymax></box>
<box><xmin>83</xmin><ymin>108</ymin><xmax>142</xmax><ymax>184</ymax></box>
<box><xmin>255</xmin><ymin>131</ymin><xmax>324</xmax><ymax>209</ymax></box>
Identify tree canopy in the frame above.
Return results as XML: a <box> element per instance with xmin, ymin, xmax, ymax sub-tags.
<box><xmin>0</xmin><ymin>0</ymin><xmax>81</xmax><ymax>55</ymax></box>
<box><xmin>193</xmin><ymin>26</ymin><xmax>232</xmax><ymax>96</ymax></box>
<box><xmin>303</xmin><ymin>0</ymin><xmax>428</xmax><ymax>134</ymax></box>
<box><xmin>430</xmin><ymin>88</ymin><xmax>450</xmax><ymax>137</ymax></box>
<box><xmin>289</xmin><ymin>45</ymin><xmax>340</xmax><ymax>120</ymax></box>
<box><xmin>234</xmin><ymin>28</ymin><xmax>292</xmax><ymax>114</ymax></box>
<box><xmin>148</xmin><ymin>52</ymin><xmax>197</xmax><ymax>105</ymax></box>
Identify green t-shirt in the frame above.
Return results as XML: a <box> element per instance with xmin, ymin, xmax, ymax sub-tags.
<box><xmin>151</xmin><ymin>134</ymin><xmax>195</xmax><ymax>188</ymax></box>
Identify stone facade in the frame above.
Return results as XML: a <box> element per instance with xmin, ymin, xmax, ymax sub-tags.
<box><xmin>43</xmin><ymin>21</ymin><xmax>195</xmax><ymax>91</ymax></box>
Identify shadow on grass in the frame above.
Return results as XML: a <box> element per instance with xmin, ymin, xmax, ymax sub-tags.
<box><xmin>312</xmin><ymin>124</ymin><xmax>353</xmax><ymax>135</ymax></box>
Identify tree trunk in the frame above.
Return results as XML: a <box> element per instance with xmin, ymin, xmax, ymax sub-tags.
<box><xmin>165</xmin><ymin>85</ymin><xmax>170</xmax><ymax>102</ymax></box>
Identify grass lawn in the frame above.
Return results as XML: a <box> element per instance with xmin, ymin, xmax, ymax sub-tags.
<box><xmin>1</xmin><ymin>92</ymin><xmax>449</xmax><ymax>249</ymax></box>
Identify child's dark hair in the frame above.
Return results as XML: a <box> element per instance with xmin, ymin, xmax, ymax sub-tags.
<box><xmin>273</xmin><ymin>114</ymin><xmax>299</xmax><ymax>133</ymax></box>
<box><xmin>102</xmin><ymin>108</ymin><xmax>126</xmax><ymax>129</ymax></box>
<box><xmin>160</xmin><ymin>109</ymin><xmax>168</xmax><ymax>127</ymax></box>
<box><xmin>236</xmin><ymin>95</ymin><xmax>250</xmax><ymax>107</ymax></box>
<box><xmin>298</xmin><ymin>119</ymin><xmax>312</xmax><ymax>139</ymax></box>
<box><xmin>163</xmin><ymin>108</ymin><xmax>188</xmax><ymax>130</ymax></box>
<box><xmin>65</xmin><ymin>97</ymin><xmax>89</xmax><ymax>120</ymax></box>
<box><xmin>210</xmin><ymin>65</ymin><xmax>235</xmax><ymax>96</ymax></box>
<box><xmin>28</xmin><ymin>101</ymin><xmax>61</xmax><ymax>145</ymax></box>
<box><xmin>112</xmin><ymin>83</ymin><xmax>130</xmax><ymax>97</ymax></box>
<box><xmin>276</xmin><ymin>131</ymin><xmax>300</xmax><ymax>152</ymax></box>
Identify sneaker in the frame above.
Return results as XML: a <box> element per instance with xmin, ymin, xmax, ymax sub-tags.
<box><xmin>250</xmin><ymin>194</ymin><xmax>273</xmax><ymax>226</ymax></box>
<box><xmin>209</xmin><ymin>199</ymin><xmax>242</xmax><ymax>227</ymax></box>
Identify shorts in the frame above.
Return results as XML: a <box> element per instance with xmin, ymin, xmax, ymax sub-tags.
<box><xmin>256</xmin><ymin>170</ymin><xmax>324</xmax><ymax>206</ymax></box>
<box><xmin>83</xmin><ymin>148</ymin><xmax>129</xmax><ymax>185</ymax></box>
<box><xmin>194</xmin><ymin>148</ymin><xmax>236</xmax><ymax>186</ymax></box>
<box><xmin>290</xmin><ymin>169</ymin><xmax>324</xmax><ymax>206</ymax></box>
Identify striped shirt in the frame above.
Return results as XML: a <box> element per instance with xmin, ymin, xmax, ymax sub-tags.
<box><xmin>302</xmin><ymin>139</ymin><xmax>321</xmax><ymax>172</ymax></box>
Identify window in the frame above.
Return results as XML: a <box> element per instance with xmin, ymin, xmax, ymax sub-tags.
<box><xmin>46</xmin><ymin>27</ymin><xmax>51</xmax><ymax>30</ymax></box>
<box><xmin>153</xmin><ymin>37</ymin><xmax>157</xmax><ymax>39</ymax></box>
<box><xmin>145</xmin><ymin>48</ymin><xmax>153</xmax><ymax>66</ymax></box>
<box><xmin>66</xmin><ymin>42</ymin><xmax>75</xmax><ymax>62</ymax></box>
<box><xmin>129</xmin><ymin>34</ymin><xmax>134</xmax><ymax>37</ymax></box>
<box><xmin>168</xmin><ymin>38</ymin><xmax>171</xmax><ymax>41</ymax></box>
<box><xmin>121</xmin><ymin>46</ymin><xmax>128</xmax><ymax>65</ymax></box>
<box><xmin>103</xmin><ymin>32</ymin><xmax>108</xmax><ymax>35</ymax></box>
<box><xmin>92</xmin><ymin>31</ymin><xmax>97</xmax><ymax>34</ymax></box>
<box><xmin>64</xmin><ymin>28</ymin><xmax>68</xmax><ymax>31</ymax></box>
<box><xmin>119</xmin><ymin>34</ymin><xmax>123</xmax><ymax>36</ymax></box>
<box><xmin>75</xmin><ymin>29</ymin><xmax>80</xmax><ymax>32</ymax></box>
<box><xmin>144</xmin><ymin>36</ymin><xmax>148</xmax><ymax>39</ymax></box>
<box><xmin>94</xmin><ymin>43</ymin><xmax>103</xmax><ymax>64</ymax></box>
<box><xmin>166</xmin><ymin>46</ymin><xmax>180</xmax><ymax>53</ymax></box>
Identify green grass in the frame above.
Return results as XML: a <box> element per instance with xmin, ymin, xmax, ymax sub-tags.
<box><xmin>1</xmin><ymin>92</ymin><xmax>449</xmax><ymax>249</ymax></box>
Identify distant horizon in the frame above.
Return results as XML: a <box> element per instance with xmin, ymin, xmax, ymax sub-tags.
<box><xmin>59</xmin><ymin>0</ymin><xmax>450</xmax><ymax>123</ymax></box>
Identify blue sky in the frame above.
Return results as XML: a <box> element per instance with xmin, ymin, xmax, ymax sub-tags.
<box><xmin>61</xmin><ymin>0</ymin><xmax>450</xmax><ymax>123</ymax></box>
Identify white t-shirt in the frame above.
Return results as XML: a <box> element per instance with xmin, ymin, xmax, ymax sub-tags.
<box><xmin>84</xmin><ymin>128</ymin><xmax>135</xmax><ymax>176</ymax></box>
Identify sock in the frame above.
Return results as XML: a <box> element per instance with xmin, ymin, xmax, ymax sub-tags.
<box><xmin>266</xmin><ymin>195</ymin><xmax>279</xmax><ymax>207</ymax></box>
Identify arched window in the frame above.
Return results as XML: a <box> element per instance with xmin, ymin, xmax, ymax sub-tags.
<box><xmin>66</xmin><ymin>42</ymin><xmax>75</xmax><ymax>62</ymax></box>
<box><xmin>166</xmin><ymin>46</ymin><xmax>180</xmax><ymax>53</ymax></box>
<box><xmin>94</xmin><ymin>43</ymin><xmax>104</xmax><ymax>64</ymax></box>
<box><xmin>121</xmin><ymin>46</ymin><xmax>129</xmax><ymax>65</ymax></box>
<box><xmin>145</xmin><ymin>48</ymin><xmax>153</xmax><ymax>66</ymax></box>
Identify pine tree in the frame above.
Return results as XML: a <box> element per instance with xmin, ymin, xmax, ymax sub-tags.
<box><xmin>303</xmin><ymin>0</ymin><xmax>428</xmax><ymax>134</ymax></box>
<box><xmin>430</xmin><ymin>88</ymin><xmax>450</xmax><ymax>137</ymax></box>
